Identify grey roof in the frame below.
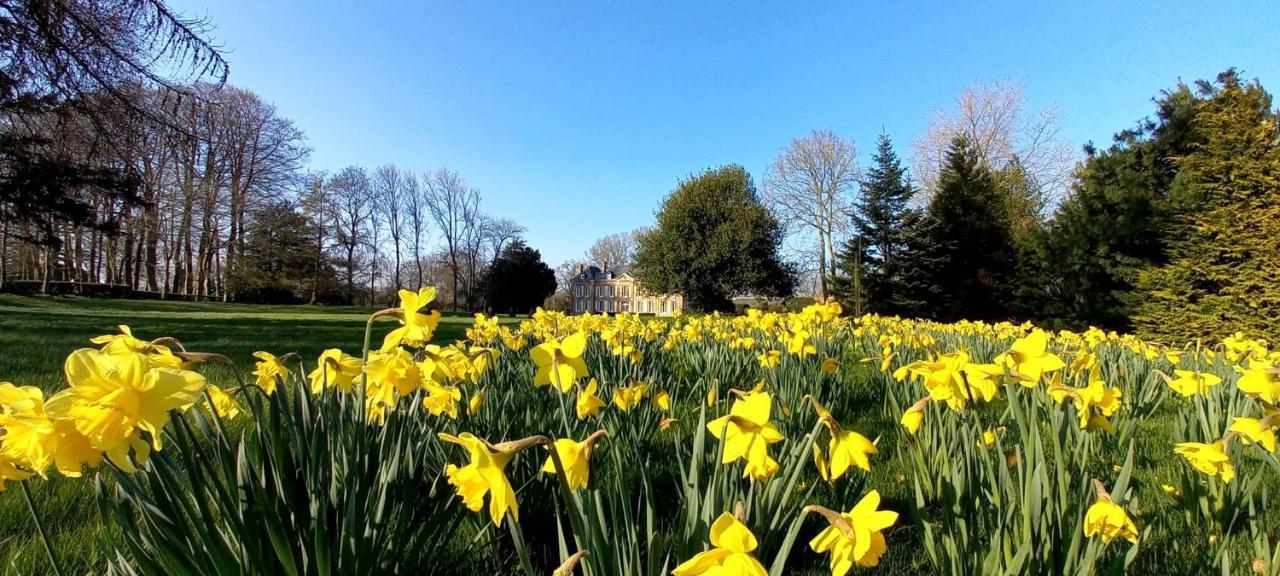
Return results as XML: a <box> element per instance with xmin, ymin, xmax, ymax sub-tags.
<box><xmin>575</xmin><ymin>264</ymin><xmax>632</xmax><ymax>281</ymax></box>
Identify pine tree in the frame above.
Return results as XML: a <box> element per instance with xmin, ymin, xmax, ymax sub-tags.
<box><xmin>833</xmin><ymin>133</ymin><xmax>915</xmax><ymax>315</ymax></box>
<box><xmin>1132</xmin><ymin>70</ymin><xmax>1280</xmax><ymax>342</ymax></box>
<box><xmin>891</xmin><ymin>209</ymin><xmax>945</xmax><ymax>318</ymax></box>
<box><xmin>924</xmin><ymin>136</ymin><xmax>1017</xmax><ymax>321</ymax></box>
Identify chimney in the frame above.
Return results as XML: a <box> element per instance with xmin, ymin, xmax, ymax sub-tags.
<box><xmin>602</xmin><ymin>260</ymin><xmax>608</xmax><ymax>274</ymax></box>
<box><xmin>578</xmin><ymin>263</ymin><xmax>586</xmax><ymax>274</ymax></box>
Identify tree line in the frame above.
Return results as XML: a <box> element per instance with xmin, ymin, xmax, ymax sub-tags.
<box><xmin>0</xmin><ymin>0</ymin><xmax>553</xmax><ymax>309</ymax></box>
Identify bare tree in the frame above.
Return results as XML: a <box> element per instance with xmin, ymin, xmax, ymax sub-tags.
<box><xmin>326</xmin><ymin>166</ymin><xmax>373</xmax><ymax>303</ymax></box>
<box><xmin>555</xmin><ymin>259</ymin><xmax>584</xmax><ymax>295</ymax></box>
<box><xmin>762</xmin><ymin>129</ymin><xmax>859</xmax><ymax>300</ymax></box>
<box><xmin>485</xmin><ymin>217</ymin><xmax>526</xmax><ymax>266</ymax></box>
<box><xmin>423</xmin><ymin>169</ymin><xmax>480</xmax><ymax>310</ymax></box>
<box><xmin>911</xmin><ymin>80</ymin><xmax>1074</xmax><ymax>206</ymax></box>
<box><xmin>402</xmin><ymin>171</ymin><xmax>430</xmax><ymax>289</ymax></box>
<box><xmin>584</xmin><ymin>229</ymin><xmax>640</xmax><ymax>268</ymax></box>
<box><xmin>374</xmin><ymin>164</ymin><xmax>407</xmax><ymax>291</ymax></box>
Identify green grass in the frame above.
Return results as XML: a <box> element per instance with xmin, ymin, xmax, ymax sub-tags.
<box><xmin>0</xmin><ymin>295</ymin><xmax>517</xmax><ymax>575</ymax></box>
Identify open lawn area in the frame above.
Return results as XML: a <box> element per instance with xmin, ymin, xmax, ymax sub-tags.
<box><xmin>0</xmin><ymin>295</ymin><xmax>517</xmax><ymax>574</ymax></box>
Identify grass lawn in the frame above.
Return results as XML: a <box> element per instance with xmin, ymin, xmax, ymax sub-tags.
<box><xmin>0</xmin><ymin>294</ymin><xmax>517</xmax><ymax>575</ymax></box>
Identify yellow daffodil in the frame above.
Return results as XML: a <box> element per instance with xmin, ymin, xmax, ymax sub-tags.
<box><xmin>808</xmin><ymin>398</ymin><xmax>876</xmax><ymax>482</ymax></box>
<box><xmin>1084</xmin><ymin>498</ymin><xmax>1138</xmax><ymax>544</ymax></box>
<box><xmin>1174</xmin><ymin>441</ymin><xmax>1235</xmax><ymax>483</ymax></box>
<box><xmin>1166</xmin><ymin>370</ymin><xmax>1222</xmax><ymax>397</ymax></box>
<box><xmin>708</xmin><ymin>390</ymin><xmax>784</xmax><ymax>483</ymax></box>
<box><xmin>540</xmin><ymin>431</ymin><xmax>606</xmax><ymax>492</ymax></box>
<box><xmin>45</xmin><ymin>349</ymin><xmax>205</xmax><ymax>471</ymax></box>
<box><xmin>438</xmin><ymin>432</ymin><xmax>520</xmax><ymax>526</ymax></box>
<box><xmin>997</xmin><ymin>330</ymin><xmax>1066</xmax><ymax>385</ymax></box>
<box><xmin>0</xmin><ymin>383</ymin><xmax>101</xmax><ymax>478</ymax></box>
<box><xmin>672</xmin><ymin>512</ymin><xmax>768</xmax><ymax>576</ymax></box>
<box><xmin>423</xmin><ymin>382</ymin><xmax>462</xmax><ymax>419</ymax></box>
<box><xmin>364</xmin><ymin>348</ymin><xmax>422</xmax><ymax>396</ymax></box>
<box><xmin>1237</xmin><ymin>362</ymin><xmax>1279</xmax><ymax>405</ymax></box>
<box><xmin>575</xmin><ymin>378</ymin><xmax>606</xmax><ymax>419</ymax></box>
<box><xmin>612</xmin><ymin>380</ymin><xmax>648</xmax><ymax>412</ymax></box>
<box><xmin>653</xmin><ymin>390</ymin><xmax>671</xmax><ymax>411</ymax></box>
<box><xmin>807</xmin><ymin>490</ymin><xmax>898</xmax><ymax>573</ymax></box>
<box><xmin>251</xmin><ymin>351</ymin><xmax>289</xmax><ymax>394</ymax></box>
<box><xmin>820</xmin><ymin>357</ymin><xmax>839</xmax><ymax>374</ymax></box>
<box><xmin>899</xmin><ymin>398</ymin><xmax>929</xmax><ymax>435</ymax></box>
<box><xmin>308</xmin><ymin>348</ymin><xmax>362</xmax><ymax>394</ymax></box>
<box><xmin>1228</xmin><ymin>417</ymin><xmax>1276</xmax><ymax>452</ymax></box>
<box><xmin>205</xmin><ymin>385</ymin><xmax>241</xmax><ymax>420</ymax></box>
<box><xmin>758</xmin><ymin>350</ymin><xmax>781</xmax><ymax>370</ymax></box>
<box><xmin>468</xmin><ymin>388</ymin><xmax>485</xmax><ymax>416</ymax></box>
<box><xmin>381</xmin><ymin>287</ymin><xmax>442</xmax><ymax>350</ymax></box>
<box><xmin>531</xmin><ymin>332</ymin><xmax>589</xmax><ymax>393</ymax></box>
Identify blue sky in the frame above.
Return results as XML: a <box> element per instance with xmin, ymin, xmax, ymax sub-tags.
<box><xmin>169</xmin><ymin>1</ymin><xmax>1278</xmax><ymax>266</ymax></box>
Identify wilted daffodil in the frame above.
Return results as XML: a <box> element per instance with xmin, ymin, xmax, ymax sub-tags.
<box><xmin>806</xmin><ymin>490</ymin><xmax>898</xmax><ymax>573</ymax></box>
<box><xmin>1166</xmin><ymin>370</ymin><xmax>1222</xmax><ymax>398</ymax></box>
<box><xmin>45</xmin><ymin>348</ymin><xmax>206</xmax><ymax>471</ymax></box>
<box><xmin>708</xmin><ymin>390</ymin><xmax>784</xmax><ymax>483</ymax></box>
<box><xmin>1084</xmin><ymin>491</ymin><xmax>1139</xmax><ymax>544</ymax></box>
<box><xmin>672</xmin><ymin>512</ymin><xmax>768</xmax><ymax>576</ymax></box>
<box><xmin>997</xmin><ymin>330</ymin><xmax>1066</xmax><ymax>385</ymax></box>
<box><xmin>540</xmin><ymin>430</ymin><xmax>607</xmax><ymax>492</ymax></box>
<box><xmin>1174</xmin><ymin>441</ymin><xmax>1235</xmax><ymax>483</ymax></box>
<box><xmin>438</xmin><ymin>432</ymin><xmax>544</xmax><ymax>526</ymax></box>
<box><xmin>381</xmin><ymin>287</ymin><xmax>442</xmax><ymax>350</ymax></box>
<box><xmin>308</xmin><ymin>348</ymin><xmax>363</xmax><ymax>394</ymax></box>
<box><xmin>251</xmin><ymin>351</ymin><xmax>290</xmax><ymax>394</ymax></box>
<box><xmin>576</xmin><ymin>378</ymin><xmax>606</xmax><ymax>419</ymax></box>
<box><xmin>531</xmin><ymin>332</ymin><xmax>589</xmax><ymax>392</ymax></box>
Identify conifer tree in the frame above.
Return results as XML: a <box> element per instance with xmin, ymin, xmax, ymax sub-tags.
<box><xmin>833</xmin><ymin>133</ymin><xmax>915</xmax><ymax>315</ymax></box>
<box><xmin>924</xmin><ymin>136</ymin><xmax>1017</xmax><ymax>321</ymax></box>
<box><xmin>1132</xmin><ymin>70</ymin><xmax>1280</xmax><ymax>341</ymax></box>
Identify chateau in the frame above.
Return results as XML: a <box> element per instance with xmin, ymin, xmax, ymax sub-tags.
<box><xmin>570</xmin><ymin>264</ymin><xmax>684</xmax><ymax>316</ymax></box>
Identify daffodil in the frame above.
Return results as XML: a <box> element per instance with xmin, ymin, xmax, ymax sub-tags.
<box><xmin>468</xmin><ymin>388</ymin><xmax>485</xmax><ymax>416</ymax></box>
<box><xmin>364</xmin><ymin>348</ymin><xmax>422</xmax><ymax>396</ymax></box>
<box><xmin>807</xmin><ymin>490</ymin><xmax>898</xmax><ymax>573</ymax></box>
<box><xmin>997</xmin><ymin>330</ymin><xmax>1066</xmax><ymax>385</ymax></box>
<box><xmin>205</xmin><ymin>385</ymin><xmax>242</xmax><ymax>420</ymax></box>
<box><xmin>1174</xmin><ymin>441</ymin><xmax>1235</xmax><ymax>483</ymax></box>
<box><xmin>438</xmin><ymin>432</ymin><xmax>522</xmax><ymax>526</ymax></box>
<box><xmin>540</xmin><ymin>431</ymin><xmax>607</xmax><ymax>492</ymax></box>
<box><xmin>381</xmin><ymin>287</ymin><xmax>442</xmax><ymax>350</ymax></box>
<box><xmin>0</xmin><ymin>383</ymin><xmax>101</xmax><ymax>478</ymax></box>
<box><xmin>808</xmin><ymin>398</ymin><xmax>876</xmax><ymax>482</ymax></box>
<box><xmin>45</xmin><ymin>348</ymin><xmax>205</xmax><ymax>470</ymax></box>
<box><xmin>1084</xmin><ymin>498</ymin><xmax>1138</xmax><ymax>544</ymax></box>
<box><xmin>820</xmin><ymin>357</ymin><xmax>839</xmax><ymax>374</ymax></box>
<box><xmin>308</xmin><ymin>348</ymin><xmax>363</xmax><ymax>394</ymax></box>
<box><xmin>531</xmin><ymin>332</ymin><xmax>589</xmax><ymax>392</ymax></box>
<box><xmin>708</xmin><ymin>390</ymin><xmax>784</xmax><ymax>483</ymax></box>
<box><xmin>251</xmin><ymin>351</ymin><xmax>290</xmax><ymax>394</ymax></box>
<box><xmin>1166</xmin><ymin>370</ymin><xmax>1222</xmax><ymax>397</ymax></box>
<box><xmin>612</xmin><ymin>380</ymin><xmax>648</xmax><ymax>412</ymax></box>
<box><xmin>758</xmin><ymin>350</ymin><xmax>781</xmax><ymax>370</ymax></box>
<box><xmin>1228</xmin><ymin>417</ymin><xmax>1276</xmax><ymax>452</ymax></box>
<box><xmin>1237</xmin><ymin>362</ymin><xmax>1280</xmax><ymax>405</ymax></box>
<box><xmin>423</xmin><ymin>382</ymin><xmax>462</xmax><ymax>419</ymax></box>
<box><xmin>653</xmin><ymin>390</ymin><xmax>671</xmax><ymax>411</ymax></box>
<box><xmin>899</xmin><ymin>398</ymin><xmax>929</xmax><ymax>435</ymax></box>
<box><xmin>672</xmin><ymin>512</ymin><xmax>768</xmax><ymax>576</ymax></box>
<box><xmin>576</xmin><ymin>378</ymin><xmax>606</xmax><ymax>419</ymax></box>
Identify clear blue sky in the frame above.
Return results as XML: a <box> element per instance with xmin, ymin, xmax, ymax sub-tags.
<box><xmin>169</xmin><ymin>0</ymin><xmax>1278</xmax><ymax>266</ymax></box>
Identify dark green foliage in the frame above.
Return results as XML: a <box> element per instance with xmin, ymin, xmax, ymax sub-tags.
<box><xmin>1131</xmin><ymin>70</ymin><xmax>1280</xmax><ymax>341</ymax></box>
<box><xmin>832</xmin><ymin>134</ymin><xmax>916</xmax><ymax>316</ymax></box>
<box><xmin>1033</xmin><ymin>83</ymin><xmax>1201</xmax><ymax>331</ymax></box>
<box><xmin>633</xmin><ymin>165</ymin><xmax>794</xmax><ymax>312</ymax></box>
<box><xmin>230</xmin><ymin>202</ymin><xmax>338</xmax><ymax>304</ymax></box>
<box><xmin>890</xmin><ymin>210</ymin><xmax>946</xmax><ymax>319</ymax></box>
<box><xmin>483</xmin><ymin>240</ymin><xmax>556</xmax><ymax>314</ymax></box>
<box><xmin>921</xmin><ymin>136</ymin><xmax>1017</xmax><ymax>322</ymax></box>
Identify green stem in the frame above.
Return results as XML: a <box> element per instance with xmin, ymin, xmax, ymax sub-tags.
<box><xmin>20</xmin><ymin>480</ymin><xmax>63</xmax><ymax>576</ymax></box>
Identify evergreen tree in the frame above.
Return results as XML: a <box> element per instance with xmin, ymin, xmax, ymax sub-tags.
<box><xmin>633</xmin><ymin>165</ymin><xmax>795</xmax><ymax>312</ymax></box>
<box><xmin>1132</xmin><ymin>70</ymin><xmax>1280</xmax><ymax>341</ymax></box>
<box><xmin>484</xmin><ymin>240</ymin><xmax>557</xmax><ymax>315</ymax></box>
<box><xmin>833</xmin><ymin>133</ymin><xmax>915</xmax><ymax>315</ymax></box>
<box><xmin>924</xmin><ymin>136</ymin><xmax>1017</xmax><ymax>321</ymax></box>
<box><xmin>232</xmin><ymin>201</ymin><xmax>336</xmax><ymax>303</ymax></box>
<box><xmin>1035</xmin><ymin>83</ymin><xmax>1200</xmax><ymax>330</ymax></box>
<box><xmin>890</xmin><ymin>209</ymin><xmax>946</xmax><ymax>318</ymax></box>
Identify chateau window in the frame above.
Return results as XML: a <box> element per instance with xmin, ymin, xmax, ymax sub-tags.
<box><xmin>661</xmin><ymin>301</ymin><xmax>668</xmax><ymax>314</ymax></box>
<box><xmin>621</xmin><ymin>301</ymin><xmax>629</xmax><ymax>312</ymax></box>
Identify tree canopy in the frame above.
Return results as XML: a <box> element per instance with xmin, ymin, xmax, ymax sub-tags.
<box><xmin>483</xmin><ymin>240</ymin><xmax>556</xmax><ymax>315</ymax></box>
<box><xmin>633</xmin><ymin>165</ymin><xmax>794</xmax><ymax>312</ymax></box>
